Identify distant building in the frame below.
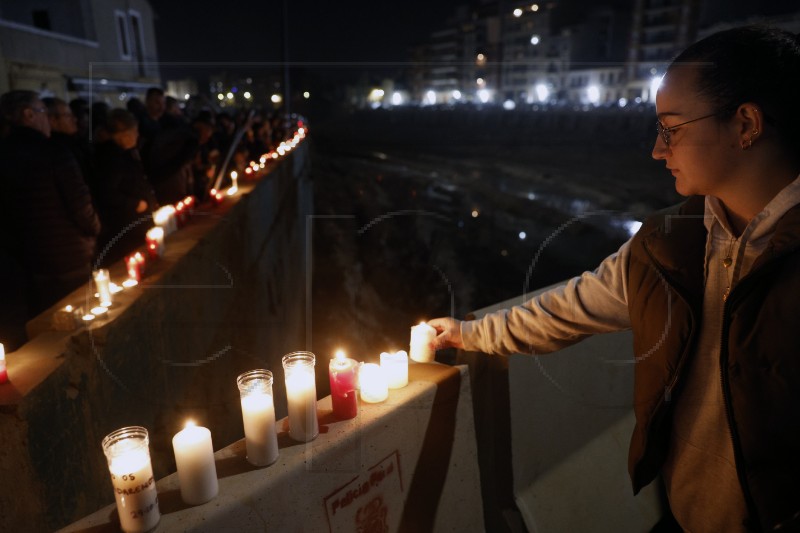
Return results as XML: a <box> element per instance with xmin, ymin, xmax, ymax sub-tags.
<box><xmin>624</xmin><ymin>0</ymin><xmax>701</xmax><ymax>103</ymax></box>
<box><xmin>498</xmin><ymin>1</ymin><xmax>568</xmax><ymax>104</ymax></box>
<box><xmin>370</xmin><ymin>0</ymin><xmax>800</xmax><ymax>109</ymax></box>
<box><xmin>0</xmin><ymin>0</ymin><xmax>160</xmax><ymax>103</ymax></box>
<box><xmin>407</xmin><ymin>0</ymin><xmax>631</xmax><ymax>107</ymax></box>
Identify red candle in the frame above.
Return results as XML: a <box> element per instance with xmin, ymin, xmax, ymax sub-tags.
<box><xmin>175</xmin><ymin>201</ymin><xmax>186</xmax><ymax>227</ymax></box>
<box><xmin>209</xmin><ymin>189</ymin><xmax>224</xmax><ymax>206</ymax></box>
<box><xmin>183</xmin><ymin>196</ymin><xmax>195</xmax><ymax>214</ymax></box>
<box><xmin>125</xmin><ymin>252</ymin><xmax>145</xmax><ymax>282</ymax></box>
<box><xmin>329</xmin><ymin>350</ymin><xmax>358</xmax><ymax>420</ymax></box>
<box><xmin>146</xmin><ymin>227</ymin><xmax>165</xmax><ymax>260</ymax></box>
<box><xmin>0</xmin><ymin>343</ymin><xmax>8</xmax><ymax>384</ymax></box>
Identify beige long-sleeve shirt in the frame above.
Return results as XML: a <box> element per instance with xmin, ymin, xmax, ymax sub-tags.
<box><xmin>461</xmin><ymin>175</ymin><xmax>800</xmax><ymax>532</ymax></box>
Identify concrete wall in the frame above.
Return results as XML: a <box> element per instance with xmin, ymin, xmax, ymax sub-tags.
<box><xmin>0</xmin><ymin>145</ymin><xmax>312</xmax><ymax>532</ymax></box>
<box><xmin>465</xmin><ymin>283</ymin><xmax>662</xmax><ymax>532</ymax></box>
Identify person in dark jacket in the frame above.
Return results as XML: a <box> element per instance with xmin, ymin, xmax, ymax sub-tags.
<box><xmin>138</xmin><ymin>87</ymin><xmax>198</xmax><ymax>205</ymax></box>
<box><xmin>429</xmin><ymin>26</ymin><xmax>800</xmax><ymax>532</ymax></box>
<box><xmin>0</xmin><ymin>90</ymin><xmax>100</xmax><ymax>331</ymax></box>
<box><xmin>43</xmin><ymin>97</ymin><xmax>94</xmax><ymax>189</ymax></box>
<box><xmin>93</xmin><ymin>109</ymin><xmax>158</xmax><ymax>267</ymax></box>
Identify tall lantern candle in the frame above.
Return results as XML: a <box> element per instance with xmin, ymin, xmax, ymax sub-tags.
<box><xmin>93</xmin><ymin>269</ymin><xmax>113</xmax><ymax>306</ymax></box>
<box><xmin>237</xmin><ymin>370</ymin><xmax>279</xmax><ymax>466</ymax></box>
<box><xmin>282</xmin><ymin>351</ymin><xmax>319</xmax><ymax>442</ymax></box>
<box><xmin>410</xmin><ymin>322</ymin><xmax>437</xmax><ymax>363</ymax></box>
<box><xmin>381</xmin><ymin>350</ymin><xmax>409</xmax><ymax>389</ymax></box>
<box><xmin>0</xmin><ymin>343</ymin><xmax>8</xmax><ymax>384</ymax></box>
<box><xmin>329</xmin><ymin>350</ymin><xmax>358</xmax><ymax>420</ymax></box>
<box><xmin>102</xmin><ymin>426</ymin><xmax>160</xmax><ymax>532</ymax></box>
<box><xmin>172</xmin><ymin>421</ymin><xmax>218</xmax><ymax>505</ymax></box>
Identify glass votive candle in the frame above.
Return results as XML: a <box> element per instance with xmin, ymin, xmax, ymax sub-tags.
<box><xmin>237</xmin><ymin>370</ymin><xmax>279</xmax><ymax>466</ymax></box>
<box><xmin>282</xmin><ymin>351</ymin><xmax>319</xmax><ymax>442</ymax></box>
<box><xmin>101</xmin><ymin>426</ymin><xmax>160</xmax><ymax>532</ymax></box>
<box><xmin>381</xmin><ymin>350</ymin><xmax>409</xmax><ymax>389</ymax></box>
<box><xmin>93</xmin><ymin>269</ymin><xmax>112</xmax><ymax>306</ymax></box>
<box><xmin>360</xmin><ymin>363</ymin><xmax>389</xmax><ymax>403</ymax></box>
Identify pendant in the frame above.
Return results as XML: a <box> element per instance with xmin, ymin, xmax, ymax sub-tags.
<box><xmin>723</xmin><ymin>257</ymin><xmax>733</xmax><ymax>268</ymax></box>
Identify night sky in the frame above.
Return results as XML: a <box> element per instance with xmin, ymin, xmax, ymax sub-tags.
<box><xmin>148</xmin><ymin>0</ymin><xmax>465</xmax><ymax>82</ymax></box>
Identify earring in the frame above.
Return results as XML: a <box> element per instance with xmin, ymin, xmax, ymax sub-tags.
<box><xmin>742</xmin><ymin>138</ymin><xmax>753</xmax><ymax>150</ymax></box>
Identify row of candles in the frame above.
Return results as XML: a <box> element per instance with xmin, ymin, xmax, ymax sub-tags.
<box><xmin>50</xmin><ymin>124</ymin><xmax>309</xmax><ymax>331</ymax></box>
<box><xmin>101</xmin><ymin>321</ymin><xmax>437</xmax><ymax>532</ymax></box>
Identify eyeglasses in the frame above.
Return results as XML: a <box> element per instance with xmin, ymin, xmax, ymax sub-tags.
<box><xmin>656</xmin><ymin>112</ymin><xmax>720</xmax><ymax>147</ymax></box>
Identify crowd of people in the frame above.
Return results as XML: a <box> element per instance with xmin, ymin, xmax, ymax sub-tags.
<box><xmin>0</xmin><ymin>87</ymin><xmax>290</xmax><ymax>350</ymax></box>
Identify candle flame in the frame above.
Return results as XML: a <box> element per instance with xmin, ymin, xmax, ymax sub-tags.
<box><xmin>335</xmin><ymin>349</ymin><xmax>346</xmax><ymax>360</ymax></box>
<box><xmin>230</xmin><ymin>171</ymin><xmax>237</xmax><ymax>179</ymax></box>
<box><xmin>65</xmin><ymin>305</ymin><xmax>73</xmax><ymax>312</ymax></box>
<box><xmin>185</xmin><ymin>420</ymin><xmax>196</xmax><ymax>429</ymax></box>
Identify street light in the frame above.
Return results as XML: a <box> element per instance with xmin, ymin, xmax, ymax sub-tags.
<box><xmin>587</xmin><ymin>85</ymin><xmax>601</xmax><ymax>105</ymax></box>
<box><xmin>535</xmin><ymin>83</ymin><xmax>549</xmax><ymax>102</ymax></box>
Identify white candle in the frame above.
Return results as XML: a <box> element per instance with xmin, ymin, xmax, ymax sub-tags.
<box><xmin>227</xmin><ymin>171</ymin><xmax>238</xmax><ymax>196</ymax></box>
<box><xmin>237</xmin><ymin>370</ymin><xmax>279</xmax><ymax>467</ymax></box>
<box><xmin>360</xmin><ymin>363</ymin><xmax>389</xmax><ymax>403</ymax></box>
<box><xmin>93</xmin><ymin>269</ymin><xmax>112</xmax><ymax>306</ymax></box>
<box><xmin>102</xmin><ymin>427</ymin><xmax>160</xmax><ymax>532</ymax></box>
<box><xmin>172</xmin><ymin>421</ymin><xmax>218</xmax><ymax>505</ymax></box>
<box><xmin>152</xmin><ymin>206</ymin><xmax>177</xmax><ymax>235</ymax></box>
<box><xmin>410</xmin><ymin>322</ymin><xmax>437</xmax><ymax>363</ymax></box>
<box><xmin>282</xmin><ymin>352</ymin><xmax>319</xmax><ymax>442</ymax></box>
<box><xmin>381</xmin><ymin>350</ymin><xmax>409</xmax><ymax>389</ymax></box>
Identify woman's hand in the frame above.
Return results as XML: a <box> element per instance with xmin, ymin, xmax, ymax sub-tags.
<box><xmin>427</xmin><ymin>317</ymin><xmax>464</xmax><ymax>351</ymax></box>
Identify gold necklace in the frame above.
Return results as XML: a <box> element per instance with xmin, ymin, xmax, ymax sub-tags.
<box><xmin>722</xmin><ymin>236</ymin><xmax>737</xmax><ymax>302</ymax></box>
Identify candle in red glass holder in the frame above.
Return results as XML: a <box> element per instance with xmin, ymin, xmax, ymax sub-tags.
<box><xmin>125</xmin><ymin>252</ymin><xmax>145</xmax><ymax>282</ymax></box>
<box><xmin>146</xmin><ymin>227</ymin><xmax>165</xmax><ymax>259</ymax></box>
<box><xmin>183</xmin><ymin>196</ymin><xmax>195</xmax><ymax>214</ymax></box>
<box><xmin>209</xmin><ymin>189</ymin><xmax>224</xmax><ymax>206</ymax></box>
<box><xmin>175</xmin><ymin>201</ymin><xmax>186</xmax><ymax>227</ymax></box>
<box><xmin>0</xmin><ymin>343</ymin><xmax>8</xmax><ymax>384</ymax></box>
<box><xmin>329</xmin><ymin>350</ymin><xmax>358</xmax><ymax>420</ymax></box>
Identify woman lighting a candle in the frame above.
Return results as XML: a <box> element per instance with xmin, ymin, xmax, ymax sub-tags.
<box><xmin>429</xmin><ymin>26</ymin><xmax>800</xmax><ymax>532</ymax></box>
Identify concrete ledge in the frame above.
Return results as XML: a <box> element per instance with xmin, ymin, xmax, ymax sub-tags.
<box><xmin>466</xmin><ymin>284</ymin><xmax>661</xmax><ymax>532</ymax></box>
<box><xmin>61</xmin><ymin>364</ymin><xmax>483</xmax><ymax>533</ymax></box>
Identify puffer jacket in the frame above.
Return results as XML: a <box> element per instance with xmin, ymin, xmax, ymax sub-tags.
<box><xmin>627</xmin><ymin>195</ymin><xmax>800</xmax><ymax>531</ymax></box>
